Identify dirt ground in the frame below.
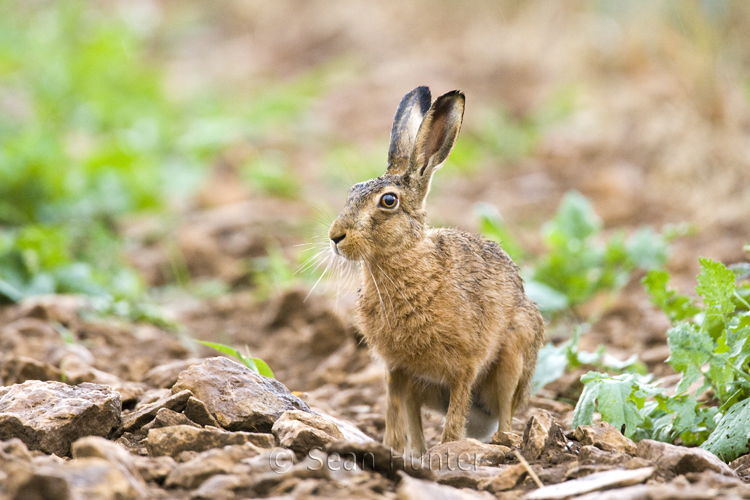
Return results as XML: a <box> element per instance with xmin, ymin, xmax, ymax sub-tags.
<box><xmin>134</xmin><ymin>0</ymin><xmax>750</xmax><ymax>475</ymax></box>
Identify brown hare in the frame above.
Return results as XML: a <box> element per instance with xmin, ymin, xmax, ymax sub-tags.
<box><xmin>328</xmin><ymin>86</ymin><xmax>545</xmax><ymax>456</ymax></box>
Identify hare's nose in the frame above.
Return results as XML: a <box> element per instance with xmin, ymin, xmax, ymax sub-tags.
<box><xmin>331</xmin><ymin>233</ymin><xmax>346</xmax><ymax>245</ymax></box>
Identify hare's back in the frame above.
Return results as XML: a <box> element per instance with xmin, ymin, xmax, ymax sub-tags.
<box><xmin>428</xmin><ymin>228</ymin><xmax>525</xmax><ymax>301</ymax></box>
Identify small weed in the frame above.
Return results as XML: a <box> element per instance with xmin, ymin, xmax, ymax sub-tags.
<box><xmin>196</xmin><ymin>340</ymin><xmax>274</xmax><ymax>378</ymax></box>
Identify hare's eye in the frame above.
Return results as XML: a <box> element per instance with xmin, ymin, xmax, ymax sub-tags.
<box><xmin>379</xmin><ymin>193</ymin><xmax>398</xmax><ymax>209</ymax></box>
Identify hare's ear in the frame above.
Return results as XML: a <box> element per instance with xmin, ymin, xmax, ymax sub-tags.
<box><xmin>406</xmin><ymin>90</ymin><xmax>464</xmax><ymax>198</ymax></box>
<box><xmin>386</xmin><ymin>86</ymin><xmax>432</xmax><ymax>175</ymax></box>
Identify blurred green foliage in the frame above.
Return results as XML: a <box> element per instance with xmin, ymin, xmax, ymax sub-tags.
<box><xmin>478</xmin><ymin>191</ymin><xmax>672</xmax><ymax>315</ymax></box>
<box><xmin>0</xmin><ymin>0</ymin><xmax>328</xmax><ymax>305</ymax></box>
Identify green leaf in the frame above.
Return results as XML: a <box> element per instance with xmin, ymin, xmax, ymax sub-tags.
<box><xmin>195</xmin><ymin>341</ymin><xmax>275</xmax><ymax>378</ymax></box>
<box><xmin>596</xmin><ymin>374</ymin><xmax>645</xmax><ymax>438</ymax></box>
<box><xmin>643</xmin><ymin>269</ymin><xmax>700</xmax><ymax>323</ymax></box>
<box><xmin>701</xmin><ymin>397</ymin><xmax>750</xmax><ymax>462</ymax></box>
<box><xmin>626</xmin><ymin>227</ymin><xmax>668</xmax><ymax>270</ymax></box>
<box><xmin>548</xmin><ymin>191</ymin><xmax>601</xmax><ymax>242</ymax></box>
<box><xmin>531</xmin><ymin>342</ymin><xmax>570</xmax><ymax>394</ymax></box>
<box><xmin>524</xmin><ymin>280</ymin><xmax>570</xmax><ymax>313</ymax></box>
<box><xmin>572</xmin><ymin>372</ymin><xmax>601</xmax><ymax>428</ymax></box>
<box><xmin>696</xmin><ymin>257</ymin><xmax>737</xmax><ymax>319</ymax></box>
<box><xmin>667</xmin><ymin>323</ymin><xmax>713</xmax><ymax>392</ymax></box>
<box><xmin>474</xmin><ymin>202</ymin><xmax>524</xmax><ymax>262</ymax></box>
<box><xmin>253</xmin><ymin>358</ymin><xmax>275</xmax><ymax>379</ymax></box>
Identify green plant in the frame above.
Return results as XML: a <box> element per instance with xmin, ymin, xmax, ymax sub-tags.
<box><xmin>529</xmin><ymin>191</ymin><xmax>669</xmax><ymax>313</ymax></box>
<box><xmin>532</xmin><ymin>325</ymin><xmax>643</xmax><ymax>395</ymax></box>
<box><xmin>477</xmin><ymin>191</ymin><xmax>672</xmax><ymax>314</ymax></box>
<box><xmin>572</xmin><ymin>254</ymin><xmax>750</xmax><ymax>462</ymax></box>
<box><xmin>196</xmin><ymin>340</ymin><xmax>274</xmax><ymax>378</ymax></box>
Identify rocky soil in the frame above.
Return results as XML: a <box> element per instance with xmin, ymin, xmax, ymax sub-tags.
<box><xmin>2</xmin><ymin>293</ymin><xmax>750</xmax><ymax>500</ymax></box>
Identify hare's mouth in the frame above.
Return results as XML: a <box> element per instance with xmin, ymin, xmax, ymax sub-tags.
<box><xmin>330</xmin><ymin>240</ymin><xmax>359</xmax><ymax>262</ymax></box>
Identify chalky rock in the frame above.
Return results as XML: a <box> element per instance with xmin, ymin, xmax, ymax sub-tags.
<box><xmin>522</xmin><ymin>409</ymin><xmax>568</xmax><ymax>462</ymax></box>
<box><xmin>0</xmin><ymin>355</ymin><xmax>62</xmax><ymax>385</ymax></box>
<box><xmin>636</xmin><ymin>439</ymin><xmax>736</xmax><ymax>477</ymax></box>
<box><xmin>434</xmin><ymin>465</ymin><xmax>508</xmax><ymax>489</ymax></box>
<box><xmin>272</xmin><ymin>410</ymin><xmax>344</xmax><ymax>456</ymax></box>
<box><xmin>184</xmin><ymin>396</ymin><xmax>221</xmax><ymax>427</ymax></box>
<box><xmin>48</xmin><ymin>457</ymin><xmax>143</xmax><ymax>500</ymax></box>
<box><xmin>141</xmin><ymin>358</ymin><xmax>205</xmax><ymax>389</ymax></box>
<box><xmin>145</xmin><ymin>424</ymin><xmax>273</xmax><ymax>458</ymax></box>
<box><xmin>426</xmin><ymin>438</ymin><xmax>508</xmax><ymax>469</ymax></box>
<box><xmin>170</xmin><ymin>357</ymin><xmax>310</xmax><ymax>432</ymax></box>
<box><xmin>71</xmin><ymin>436</ymin><xmax>149</xmax><ymax>497</ymax></box>
<box><xmin>120</xmin><ymin>389</ymin><xmax>193</xmax><ymax>433</ymax></box>
<box><xmin>575</xmin><ymin>422</ymin><xmax>637</xmax><ymax>455</ymax></box>
<box><xmin>0</xmin><ymin>380</ymin><xmax>121</xmax><ymax>456</ymax></box>
<box><xmin>326</xmin><ymin>440</ymin><xmax>434</xmax><ymax>481</ymax></box>
<box><xmin>164</xmin><ymin>443</ymin><xmax>262</xmax><ymax>489</ymax></box>
<box><xmin>397</xmin><ymin>472</ymin><xmax>494</xmax><ymax>500</ymax></box>
<box><xmin>523</xmin><ymin>467</ymin><xmax>655</xmax><ymax>500</ymax></box>
<box><xmin>492</xmin><ymin>431</ymin><xmax>523</xmax><ymax>449</ymax></box>
<box><xmin>483</xmin><ymin>464</ymin><xmax>529</xmax><ymax>493</ymax></box>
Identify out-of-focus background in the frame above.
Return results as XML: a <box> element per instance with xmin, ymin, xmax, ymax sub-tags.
<box><xmin>1</xmin><ymin>0</ymin><xmax>750</xmax><ymax>472</ymax></box>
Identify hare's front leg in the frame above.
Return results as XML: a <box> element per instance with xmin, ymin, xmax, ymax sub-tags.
<box><xmin>384</xmin><ymin>368</ymin><xmax>426</xmax><ymax>457</ymax></box>
<box><xmin>441</xmin><ymin>368</ymin><xmax>476</xmax><ymax>443</ymax></box>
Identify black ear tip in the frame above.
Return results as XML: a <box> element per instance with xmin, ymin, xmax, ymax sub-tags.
<box><xmin>443</xmin><ymin>90</ymin><xmax>465</xmax><ymax>101</ymax></box>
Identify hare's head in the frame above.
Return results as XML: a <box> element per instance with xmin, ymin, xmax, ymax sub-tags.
<box><xmin>328</xmin><ymin>87</ymin><xmax>465</xmax><ymax>261</ymax></box>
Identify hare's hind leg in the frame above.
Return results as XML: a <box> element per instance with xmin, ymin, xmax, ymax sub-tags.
<box><xmin>384</xmin><ymin>368</ymin><xmax>427</xmax><ymax>457</ymax></box>
<box><xmin>495</xmin><ymin>347</ymin><xmax>526</xmax><ymax>432</ymax></box>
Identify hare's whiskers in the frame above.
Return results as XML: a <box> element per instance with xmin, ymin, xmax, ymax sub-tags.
<box><xmin>304</xmin><ymin>252</ymin><xmax>333</xmax><ymax>302</ymax></box>
<box><xmin>295</xmin><ymin>247</ymin><xmax>330</xmax><ymax>275</ymax></box>
<box><xmin>372</xmin><ymin>257</ymin><xmax>417</xmax><ymax>315</ymax></box>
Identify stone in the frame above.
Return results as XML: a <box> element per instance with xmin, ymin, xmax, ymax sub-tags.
<box><xmin>3</xmin><ymin>461</ymin><xmax>73</xmax><ymax>500</ymax></box>
<box><xmin>636</xmin><ymin>439</ymin><xmax>736</xmax><ymax>477</ymax></box>
<box><xmin>426</xmin><ymin>438</ymin><xmax>508</xmax><ymax>469</ymax></box>
<box><xmin>523</xmin><ymin>467</ymin><xmax>655</xmax><ymax>500</ymax></box>
<box><xmin>55</xmin><ymin>354</ymin><xmax>121</xmax><ymax>386</ymax></box>
<box><xmin>314</xmin><ymin>409</ymin><xmax>374</xmax><ymax>444</ymax></box>
<box><xmin>71</xmin><ymin>436</ymin><xmax>149</xmax><ymax>497</ymax></box>
<box><xmin>397</xmin><ymin>472</ymin><xmax>495</xmax><ymax>499</ymax></box>
<box><xmin>191</xmin><ymin>473</ymin><xmax>245</xmax><ymax>500</ymax></box>
<box><xmin>435</xmin><ymin>465</ymin><xmax>507</xmax><ymax>489</ymax></box>
<box><xmin>141</xmin><ymin>358</ymin><xmax>205</xmax><ymax>388</ymax></box>
<box><xmin>0</xmin><ymin>355</ymin><xmax>62</xmax><ymax>385</ymax></box>
<box><xmin>522</xmin><ymin>409</ymin><xmax>569</xmax><ymax>462</ymax></box>
<box><xmin>116</xmin><ymin>432</ymin><xmax>148</xmax><ymax>456</ymax></box>
<box><xmin>17</xmin><ymin>294</ymin><xmax>82</xmax><ymax>325</ymax></box>
<box><xmin>184</xmin><ymin>396</ymin><xmax>221</xmax><ymax>427</ymax></box>
<box><xmin>272</xmin><ymin>410</ymin><xmax>344</xmax><ymax>456</ymax></box>
<box><xmin>132</xmin><ymin>455</ymin><xmax>176</xmax><ymax>484</ymax></box>
<box><xmin>492</xmin><ymin>431</ymin><xmax>523</xmax><ymax>448</ymax></box>
<box><xmin>171</xmin><ymin>357</ymin><xmax>311</xmax><ymax>432</ymax></box>
<box><xmin>326</xmin><ymin>440</ymin><xmax>434</xmax><ymax>481</ymax></box>
<box><xmin>164</xmin><ymin>443</ymin><xmax>261</xmax><ymax>489</ymax></box>
<box><xmin>120</xmin><ymin>389</ymin><xmax>193</xmax><ymax>433</ymax></box>
<box><xmin>0</xmin><ymin>438</ymin><xmax>33</xmax><ymax>462</ymax></box>
<box><xmin>578</xmin><ymin>445</ymin><xmax>652</xmax><ymax>470</ymax></box>
<box><xmin>51</xmin><ymin>457</ymin><xmax>144</xmax><ymax>500</ymax></box>
<box><xmin>141</xmin><ymin>408</ymin><xmax>201</xmax><ymax>432</ymax></box>
<box><xmin>575</xmin><ymin>422</ymin><xmax>637</xmax><ymax>455</ymax></box>
<box><xmin>483</xmin><ymin>463</ymin><xmax>529</xmax><ymax>492</ymax></box>
<box><xmin>145</xmin><ymin>424</ymin><xmax>270</xmax><ymax>458</ymax></box>
<box><xmin>0</xmin><ymin>380</ymin><xmax>121</xmax><ymax>456</ymax></box>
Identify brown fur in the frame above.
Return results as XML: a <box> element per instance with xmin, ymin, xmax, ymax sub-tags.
<box><xmin>328</xmin><ymin>87</ymin><xmax>545</xmax><ymax>456</ymax></box>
